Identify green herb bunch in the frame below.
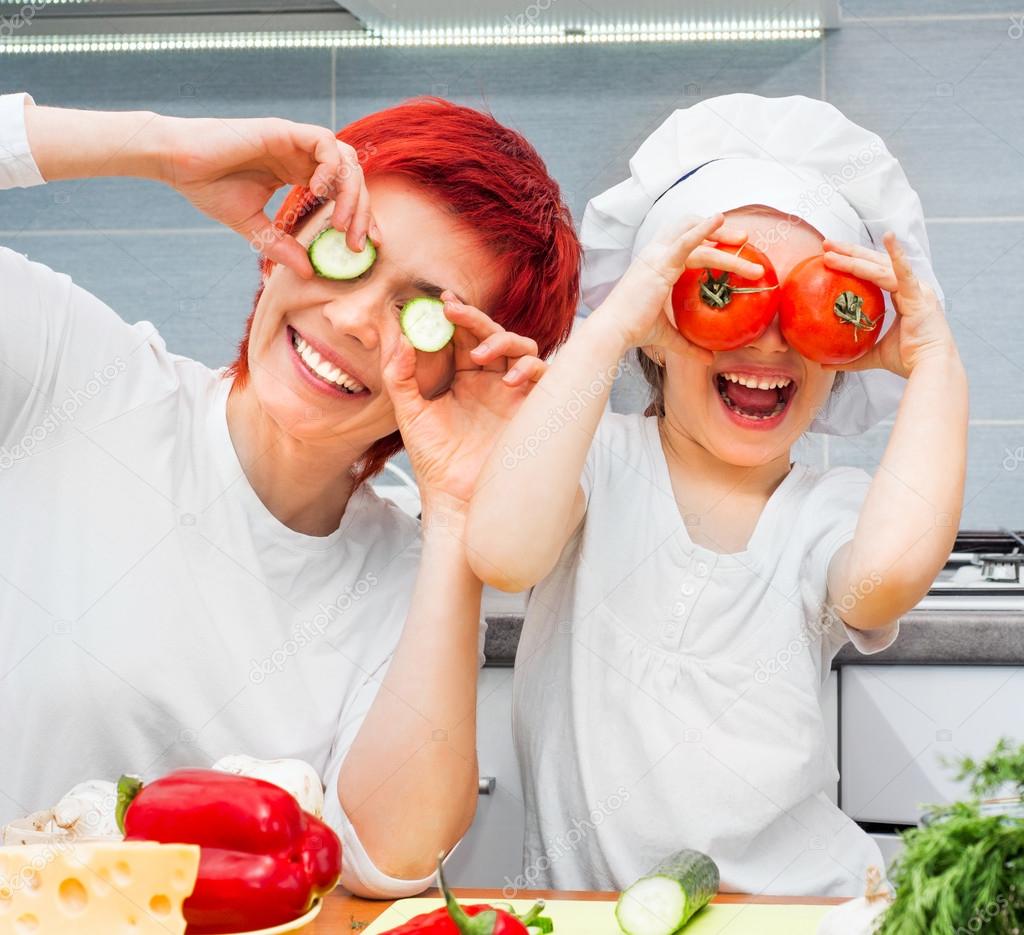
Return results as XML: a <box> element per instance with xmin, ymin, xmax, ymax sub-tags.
<box><xmin>879</xmin><ymin>739</ymin><xmax>1023</xmax><ymax>934</ymax></box>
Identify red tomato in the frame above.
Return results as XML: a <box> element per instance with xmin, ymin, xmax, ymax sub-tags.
<box><xmin>778</xmin><ymin>255</ymin><xmax>885</xmax><ymax>365</ymax></box>
<box><xmin>671</xmin><ymin>241</ymin><xmax>779</xmax><ymax>351</ymax></box>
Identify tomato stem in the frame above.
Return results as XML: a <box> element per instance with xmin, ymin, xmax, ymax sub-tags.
<box><xmin>833</xmin><ymin>290</ymin><xmax>879</xmax><ymax>341</ymax></box>
<box><xmin>698</xmin><ymin>270</ymin><xmax>777</xmax><ymax>309</ymax></box>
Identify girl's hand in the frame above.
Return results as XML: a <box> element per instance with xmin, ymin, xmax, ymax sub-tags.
<box><xmin>382</xmin><ymin>291</ymin><xmax>547</xmax><ymax>512</ymax></box>
<box><xmin>155</xmin><ymin>114</ymin><xmax>376</xmax><ymax>279</ymax></box>
<box><xmin>591</xmin><ymin>213</ymin><xmax>764</xmax><ymax>365</ymax></box>
<box><xmin>822</xmin><ymin>232</ymin><xmax>959</xmax><ymax>377</ymax></box>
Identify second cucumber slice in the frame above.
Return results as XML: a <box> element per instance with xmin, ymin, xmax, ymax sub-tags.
<box><xmin>400</xmin><ymin>297</ymin><xmax>454</xmax><ymax>352</ymax></box>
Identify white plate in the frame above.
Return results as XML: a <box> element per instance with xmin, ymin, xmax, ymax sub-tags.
<box><xmin>223</xmin><ymin>900</ymin><xmax>323</xmax><ymax>935</ymax></box>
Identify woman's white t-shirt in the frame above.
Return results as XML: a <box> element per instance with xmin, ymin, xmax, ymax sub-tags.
<box><xmin>513</xmin><ymin>411</ymin><xmax>897</xmax><ymax>898</ymax></box>
<box><xmin>0</xmin><ymin>92</ymin><xmax>473</xmax><ymax>897</ymax></box>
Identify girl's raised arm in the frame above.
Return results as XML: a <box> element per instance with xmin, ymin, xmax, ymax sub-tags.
<box><xmin>466</xmin><ymin>214</ymin><xmax>762</xmax><ymax>592</ymax></box>
<box><xmin>823</xmin><ymin>233</ymin><xmax>968</xmax><ymax>628</ymax></box>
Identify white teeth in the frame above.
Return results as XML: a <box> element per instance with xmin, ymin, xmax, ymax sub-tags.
<box><xmin>291</xmin><ymin>330</ymin><xmax>366</xmax><ymax>393</ymax></box>
<box><xmin>720</xmin><ymin>371</ymin><xmax>792</xmax><ymax>390</ymax></box>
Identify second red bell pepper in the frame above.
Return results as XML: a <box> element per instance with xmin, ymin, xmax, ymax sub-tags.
<box><xmin>381</xmin><ymin>857</ymin><xmax>553</xmax><ymax>935</ymax></box>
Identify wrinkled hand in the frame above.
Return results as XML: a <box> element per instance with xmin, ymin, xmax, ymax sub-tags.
<box><xmin>592</xmin><ymin>213</ymin><xmax>764</xmax><ymax>365</ymax></box>
<box><xmin>383</xmin><ymin>292</ymin><xmax>547</xmax><ymax>511</ymax></box>
<box><xmin>155</xmin><ymin>114</ymin><xmax>375</xmax><ymax>278</ymax></box>
<box><xmin>822</xmin><ymin>232</ymin><xmax>959</xmax><ymax>377</ymax></box>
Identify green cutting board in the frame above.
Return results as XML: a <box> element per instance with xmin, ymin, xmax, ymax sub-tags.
<box><xmin>362</xmin><ymin>897</ymin><xmax>829</xmax><ymax>934</ymax></box>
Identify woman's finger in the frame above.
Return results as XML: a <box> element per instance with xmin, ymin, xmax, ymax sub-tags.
<box><xmin>503</xmin><ymin>356</ymin><xmax>548</xmax><ymax>386</ymax></box>
<box><xmin>382</xmin><ymin>334</ymin><xmax>427</xmax><ymax>424</ymax></box>
<box><xmin>442</xmin><ymin>294</ymin><xmax>503</xmax><ymax>372</ymax></box>
<box><xmin>823</xmin><ymin>251</ymin><xmax>898</xmax><ymax>292</ymax></box>
<box><xmin>328</xmin><ymin>146</ymin><xmax>364</xmax><ymax>240</ymax></box>
<box><xmin>442</xmin><ymin>295</ymin><xmax>504</xmax><ymax>342</ymax></box>
<box><xmin>471</xmin><ymin>330</ymin><xmax>540</xmax><ymax>366</ymax></box>
<box><xmin>346</xmin><ymin>174</ymin><xmax>372</xmax><ymax>251</ymax></box>
<box><xmin>251</xmin><ymin>215</ymin><xmax>314</xmax><ymax>279</ymax></box>
<box><xmin>306</xmin><ymin>132</ymin><xmax>345</xmax><ymax>198</ymax></box>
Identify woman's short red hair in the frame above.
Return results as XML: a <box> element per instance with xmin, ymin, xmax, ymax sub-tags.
<box><xmin>228</xmin><ymin>97</ymin><xmax>580</xmax><ymax>486</ymax></box>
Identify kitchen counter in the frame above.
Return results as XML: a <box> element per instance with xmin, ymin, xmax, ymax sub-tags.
<box><xmin>311</xmin><ymin>887</ymin><xmax>844</xmax><ymax>931</ymax></box>
<box><xmin>483</xmin><ymin>609</ymin><xmax>1024</xmax><ymax>667</ymax></box>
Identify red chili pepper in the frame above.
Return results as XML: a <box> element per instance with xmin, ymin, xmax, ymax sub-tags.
<box><xmin>381</xmin><ymin>857</ymin><xmax>552</xmax><ymax>935</ymax></box>
<box><xmin>117</xmin><ymin>769</ymin><xmax>342</xmax><ymax>935</ymax></box>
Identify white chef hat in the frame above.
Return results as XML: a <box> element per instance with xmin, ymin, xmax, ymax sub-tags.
<box><xmin>580</xmin><ymin>93</ymin><xmax>942</xmax><ymax>436</ymax></box>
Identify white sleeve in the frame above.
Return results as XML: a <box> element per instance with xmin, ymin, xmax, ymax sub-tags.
<box><xmin>0</xmin><ymin>93</ymin><xmax>46</xmax><ymax>189</ymax></box>
<box><xmin>807</xmin><ymin>467</ymin><xmax>900</xmax><ymax>660</ymax></box>
<box><xmin>0</xmin><ymin>243</ymin><xmax>170</xmax><ymax>456</ymax></box>
<box><xmin>321</xmin><ymin>625</ymin><xmax>488</xmax><ymax>898</ymax></box>
<box><xmin>0</xmin><ymin>91</ymin><xmax>171</xmax><ymax>450</ymax></box>
<box><xmin>579</xmin><ymin>407</ymin><xmax>617</xmax><ymax>504</ymax></box>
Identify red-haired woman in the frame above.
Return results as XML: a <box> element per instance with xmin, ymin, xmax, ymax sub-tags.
<box><xmin>0</xmin><ymin>93</ymin><xmax>579</xmax><ymax>896</ymax></box>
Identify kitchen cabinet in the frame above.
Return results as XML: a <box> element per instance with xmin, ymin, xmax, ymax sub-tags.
<box><xmin>839</xmin><ymin>664</ymin><xmax>1024</xmax><ymax>825</ymax></box>
<box><xmin>446</xmin><ymin>667</ymin><xmax>526</xmax><ymax>889</ymax></box>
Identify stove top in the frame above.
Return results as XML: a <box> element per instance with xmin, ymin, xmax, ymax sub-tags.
<box><xmin>920</xmin><ymin>530</ymin><xmax>1024</xmax><ymax>611</ymax></box>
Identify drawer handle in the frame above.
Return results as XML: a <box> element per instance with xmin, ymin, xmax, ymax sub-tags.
<box><xmin>478</xmin><ymin>776</ymin><xmax>496</xmax><ymax>795</ymax></box>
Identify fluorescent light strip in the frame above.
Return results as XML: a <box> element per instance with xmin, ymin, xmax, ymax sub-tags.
<box><xmin>0</xmin><ymin>21</ymin><xmax>822</xmax><ymax>53</ymax></box>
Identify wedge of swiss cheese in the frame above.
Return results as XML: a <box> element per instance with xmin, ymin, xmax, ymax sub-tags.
<box><xmin>0</xmin><ymin>840</ymin><xmax>199</xmax><ymax>934</ymax></box>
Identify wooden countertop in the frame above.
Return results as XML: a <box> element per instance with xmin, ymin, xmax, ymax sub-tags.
<box><xmin>311</xmin><ymin>887</ymin><xmax>845</xmax><ymax>931</ymax></box>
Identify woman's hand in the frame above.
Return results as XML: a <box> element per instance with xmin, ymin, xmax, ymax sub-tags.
<box><xmin>23</xmin><ymin>103</ymin><xmax>370</xmax><ymax>278</ymax></box>
<box><xmin>590</xmin><ymin>213</ymin><xmax>764</xmax><ymax>365</ymax></box>
<box><xmin>822</xmin><ymin>232</ymin><xmax>959</xmax><ymax>377</ymax></box>
<box><xmin>382</xmin><ymin>292</ymin><xmax>547</xmax><ymax>512</ymax></box>
<box><xmin>155</xmin><ymin>114</ymin><xmax>375</xmax><ymax>279</ymax></box>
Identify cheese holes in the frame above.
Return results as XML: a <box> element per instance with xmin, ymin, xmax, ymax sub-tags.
<box><xmin>149</xmin><ymin>894</ymin><xmax>172</xmax><ymax>917</ymax></box>
<box><xmin>58</xmin><ymin>878</ymin><xmax>88</xmax><ymax>913</ymax></box>
<box><xmin>112</xmin><ymin>861</ymin><xmax>132</xmax><ymax>886</ymax></box>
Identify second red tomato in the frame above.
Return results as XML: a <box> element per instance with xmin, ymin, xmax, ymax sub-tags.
<box><xmin>778</xmin><ymin>255</ymin><xmax>885</xmax><ymax>365</ymax></box>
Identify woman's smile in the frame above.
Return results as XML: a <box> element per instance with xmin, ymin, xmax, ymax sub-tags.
<box><xmin>286</xmin><ymin>324</ymin><xmax>373</xmax><ymax>400</ymax></box>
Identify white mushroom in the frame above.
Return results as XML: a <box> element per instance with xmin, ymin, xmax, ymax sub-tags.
<box><xmin>212</xmin><ymin>754</ymin><xmax>325</xmax><ymax>817</ymax></box>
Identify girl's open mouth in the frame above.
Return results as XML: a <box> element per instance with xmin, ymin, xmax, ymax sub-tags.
<box><xmin>287</xmin><ymin>326</ymin><xmax>370</xmax><ymax>398</ymax></box>
<box><xmin>714</xmin><ymin>370</ymin><xmax>797</xmax><ymax>429</ymax></box>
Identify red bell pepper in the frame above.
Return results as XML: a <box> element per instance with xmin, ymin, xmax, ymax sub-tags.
<box><xmin>117</xmin><ymin>769</ymin><xmax>342</xmax><ymax>935</ymax></box>
<box><xmin>381</xmin><ymin>857</ymin><xmax>553</xmax><ymax>935</ymax></box>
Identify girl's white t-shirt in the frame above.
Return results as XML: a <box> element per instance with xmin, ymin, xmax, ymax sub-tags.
<box><xmin>0</xmin><ymin>92</ymin><xmax>477</xmax><ymax>897</ymax></box>
<box><xmin>513</xmin><ymin>411</ymin><xmax>897</xmax><ymax>898</ymax></box>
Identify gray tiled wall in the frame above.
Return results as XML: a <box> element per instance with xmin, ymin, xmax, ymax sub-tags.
<box><xmin>1</xmin><ymin>0</ymin><xmax>1021</xmax><ymax>527</ymax></box>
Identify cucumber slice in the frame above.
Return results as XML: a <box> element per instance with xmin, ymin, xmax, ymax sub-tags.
<box><xmin>400</xmin><ymin>297</ymin><xmax>454</xmax><ymax>352</ymax></box>
<box><xmin>615</xmin><ymin>849</ymin><xmax>719</xmax><ymax>935</ymax></box>
<box><xmin>308</xmin><ymin>228</ymin><xmax>376</xmax><ymax>280</ymax></box>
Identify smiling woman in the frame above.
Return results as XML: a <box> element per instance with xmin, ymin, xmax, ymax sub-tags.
<box><xmin>0</xmin><ymin>90</ymin><xmax>579</xmax><ymax>897</ymax></box>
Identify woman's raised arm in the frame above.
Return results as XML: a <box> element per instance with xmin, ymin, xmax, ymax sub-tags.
<box><xmin>21</xmin><ymin>96</ymin><xmax>373</xmax><ymax>276</ymax></box>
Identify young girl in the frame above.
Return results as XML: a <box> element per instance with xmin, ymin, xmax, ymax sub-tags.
<box><xmin>466</xmin><ymin>94</ymin><xmax>967</xmax><ymax>897</ymax></box>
